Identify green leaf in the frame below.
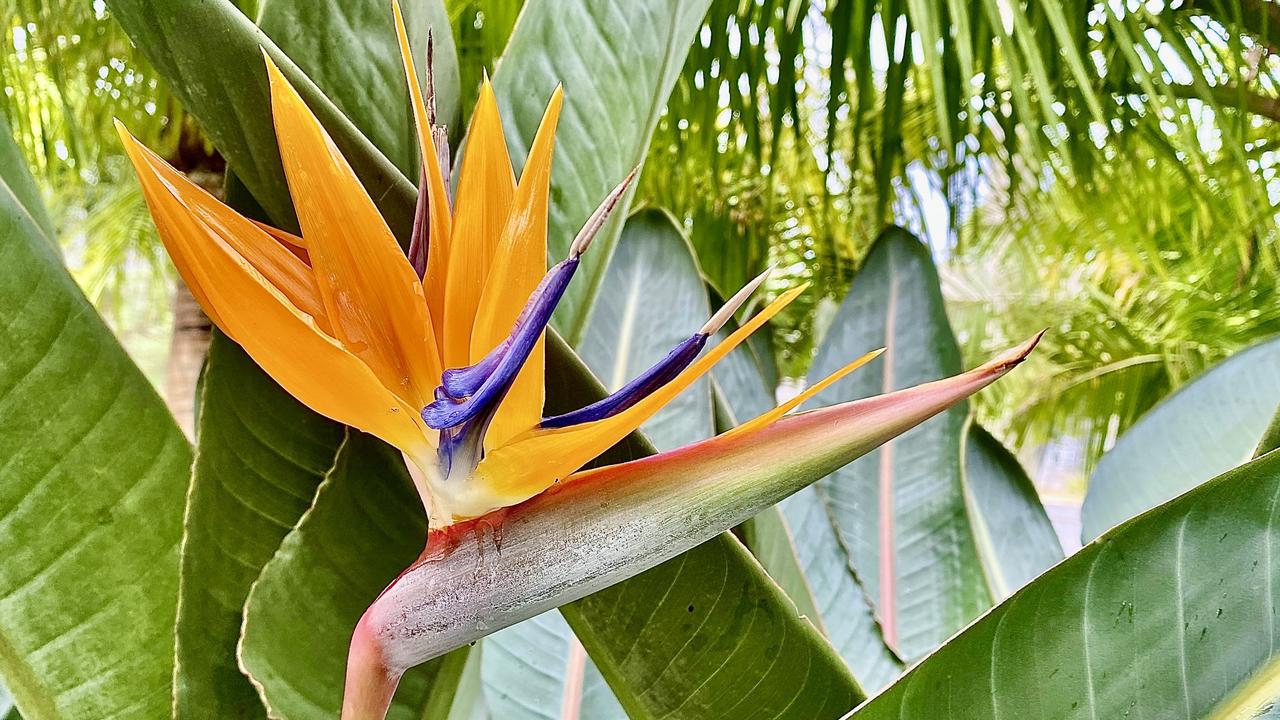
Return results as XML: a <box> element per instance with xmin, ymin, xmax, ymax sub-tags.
<box><xmin>172</xmin><ymin>333</ymin><xmax>344</xmax><ymax>718</ymax></box>
<box><xmin>480</xmin><ymin>612</ymin><xmax>625</xmax><ymax>719</ymax></box>
<box><xmin>0</xmin><ymin>114</ymin><xmax>54</xmax><ymax>251</ymax></box>
<box><xmin>256</xmin><ymin>0</ymin><xmax>460</xmax><ymax>177</ymax></box>
<box><xmin>1083</xmin><ymin>336</ymin><xmax>1280</xmax><ymax>542</ymax></box>
<box><xmin>575</xmin><ymin>208</ymin><xmax>714</xmax><ymax>450</ymax></box>
<box><xmin>566</xmin><ymin>539</ymin><xmax>863</xmax><ymax>719</ymax></box>
<box><xmin>849</xmin><ymin>447</ymin><xmax>1280</xmax><ymax>720</ymax></box>
<box><xmin>238</xmin><ymin>431</ymin><xmax>471</xmax><ymax>719</ymax></box>
<box><xmin>806</xmin><ymin>226</ymin><xmax>988</xmax><ymax>660</ymax></box>
<box><xmin>106</xmin><ymin>0</ymin><xmax>419</xmax><ymax>235</ymax></box>
<box><xmin>962</xmin><ymin>424</ymin><xmax>1063</xmax><ymax>600</ymax></box>
<box><xmin>491</xmin><ymin>0</ymin><xmax>712</xmax><ymax>341</ymax></box>
<box><xmin>750</xmin><ymin>489</ymin><xmax>906</xmax><ymax>692</ymax></box>
<box><xmin>0</xmin><ymin>115</ymin><xmax>191</xmax><ymax>718</ymax></box>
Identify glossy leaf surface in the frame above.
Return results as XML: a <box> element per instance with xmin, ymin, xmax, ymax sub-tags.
<box><xmin>0</xmin><ymin>115</ymin><xmax>191</xmax><ymax>719</ymax></box>
<box><xmin>850</xmin><ymin>447</ymin><xmax>1280</xmax><ymax>720</ymax></box>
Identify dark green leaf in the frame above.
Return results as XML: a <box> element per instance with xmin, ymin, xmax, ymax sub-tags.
<box><xmin>0</xmin><ymin>114</ymin><xmax>191</xmax><ymax>719</ymax></box>
<box><xmin>172</xmin><ymin>333</ymin><xmax>343</xmax><ymax>718</ymax></box>
<box><xmin>564</xmin><ymin>538</ymin><xmax>864</xmax><ymax>719</ymax></box>
<box><xmin>491</xmin><ymin>0</ymin><xmax>713</xmax><ymax>341</ymax></box>
<box><xmin>238</xmin><ymin>431</ymin><xmax>470</xmax><ymax>719</ymax></box>
<box><xmin>1084</xmin><ymin>336</ymin><xmax>1280</xmax><ymax>542</ymax></box>
<box><xmin>850</xmin><ymin>447</ymin><xmax>1280</xmax><ymax>720</ymax></box>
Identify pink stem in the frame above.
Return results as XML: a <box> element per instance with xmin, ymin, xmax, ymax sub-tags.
<box><xmin>341</xmin><ymin>612</ymin><xmax>404</xmax><ymax>719</ymax></box>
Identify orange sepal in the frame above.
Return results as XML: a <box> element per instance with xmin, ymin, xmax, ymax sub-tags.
<box><xmin>118</xmin><ymin>122</ymin><xmax>431</xmax><ymax>459</ymax></box>
<box><xmin>265</xmin><ymin>52</ymin><xmax>441</xmax><ymax>409</ymax></box>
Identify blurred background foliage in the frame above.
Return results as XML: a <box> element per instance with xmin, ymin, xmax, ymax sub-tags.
<box><xmin>4</xmin><ymin>0</ymin><xmax>1278</xmax><ymax>496</ymax></box>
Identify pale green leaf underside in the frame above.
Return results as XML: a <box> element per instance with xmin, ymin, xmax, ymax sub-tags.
<box><xmin>1084</xmin><ymin>336</ymin><xmax>1280</xmax><ymax>542</ymax></box>
<box><xmin>480</xmin><ymin>611</ymin><xmax>625</xmax><ymax>720</ymax></box>
<box><xmin>808</xmin><ymin>227</ymin><xmax>988</xmax><ymax>660</ymax></box>
<box><xmin>576</xmin><ymin>208</ymin><xmax>714</xmax><ymax>451</ymax></box>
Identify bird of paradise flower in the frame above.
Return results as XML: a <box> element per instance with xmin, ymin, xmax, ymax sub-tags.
<box><xmin>117</xmin><ymin>4</ymin><xmax>1039</xmax><ymax>717</ymax></box>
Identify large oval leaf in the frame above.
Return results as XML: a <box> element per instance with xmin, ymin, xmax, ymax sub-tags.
<box><xmin>850</xmin><ymin>446</ymin><xmax>1280</xmax><ymax>720</ymax></box>
<box><xmin>0</xmin><ymin>115</ymin><xmax>191</xmax><ymax>719</ymax></box>
<box><xmin>800</xmin><ymin>227</ymin><xmax>1062</xmax><ymax>668</ymax></box>
<box><xmin>492</xmin><ymin>0</ymin><xmax>712</xmax><ymax>340</ymax></box>
<box><xmin>807</xmin><ymin>227</ymin><xmax>987</xmax><ymax>660</ymax></box>
<box><xmin>1083</xmin><ymin>336</ymin><xmax>1280</xmax><ymax>541</ymax></box>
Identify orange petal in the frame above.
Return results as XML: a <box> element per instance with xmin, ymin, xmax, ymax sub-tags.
<box><xmin>723</xmin><ymin>348</ymin><xmax>884</xmax><ymax>438</ymax></box>
<box><xmin>119</xmin><ymin>122</ymin><xmax>431</xmax><ymax>458</ymax></box>
<box><xmin>393</xmin><ymin>0</ymin><xmax>452</xmax><ymax>347</ymax></box>
<box><xmin>472</xmin><ymin>88</ymin><xmax>563</xmax><ymax>449</ymax></box>
<box><xmin>265</xmin><ymin>53</ymin><xmax>441</xmax><ymax>409</ymax></box>
<box><xmin>250</xmin><ymin>218</ymin><xmax>311</xmax><ymax>263</ymax></box>
<box><xmin>474</xmin><ymin>285</ymin><xmax>808</xmax><ymax>504</ymax></box>
<box><xmin>443</xmin><ymin>77</ymin><xmax>515</xmax><ymax>367</ymax></box>
<box><xmin>117</xmin><ymin>123</ymin><xmax>329</xmax><ymax>334</ymax></box>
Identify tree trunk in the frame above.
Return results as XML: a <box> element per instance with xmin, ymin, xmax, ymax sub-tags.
<box><xmin>166</xmin><ymin>283</ymin><xmax>211</xmax><ymax>438</ymax></box>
